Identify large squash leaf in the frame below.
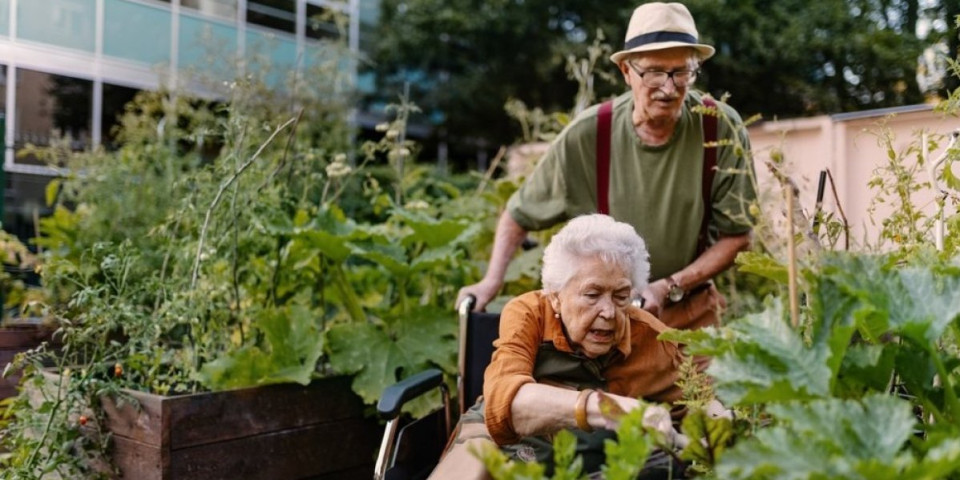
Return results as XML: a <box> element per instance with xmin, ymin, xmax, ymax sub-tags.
<box><xmin>198</xmin><ymin>305</ymin><xmax>324</xmax><ymax>389</ymax></box>
<box><xmin>716</xmin><ymin>394</ymin><xmax>919</xmax><ymax>479</ymax></box>
<box><xmin>325</xmin><ymin>305</ymin><xmax>457</xmax><ymax>417</ymax></box>
<box><xmin>668</xmin><ymin>300</ymin><xmax>832</xmax><ymax>405</ymax></box>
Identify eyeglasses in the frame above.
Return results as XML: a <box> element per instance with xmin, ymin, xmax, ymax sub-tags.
<box><xmin>626</xmin><ymin>62</ymin><xmax>699</xmax><ymax>89</ymax></box>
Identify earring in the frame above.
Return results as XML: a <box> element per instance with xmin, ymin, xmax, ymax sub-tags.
<box><xmin>554</xmin><ymin>311</ymin><xmax>560</xmax><ymax>319</ymax></box>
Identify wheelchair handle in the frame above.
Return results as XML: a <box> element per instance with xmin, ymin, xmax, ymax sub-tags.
<box><xmin>377</xmin><ymin>369</ymin><xmax>445</xmax><ymax>420</ymax></box>
<box><xmin>457</xmin><ymin>294</ymin><xmax>477</xmax><ymax>316</ymax></box>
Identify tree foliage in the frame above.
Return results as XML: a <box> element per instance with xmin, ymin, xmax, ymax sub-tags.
<box><xmin>368</xmin><ymin>0</ymin><xmax>953</xmax><ymax>154</ymax></box>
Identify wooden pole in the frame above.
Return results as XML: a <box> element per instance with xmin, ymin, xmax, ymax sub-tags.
<box><xmin>786</xmin><ymin>185</ymin><xmax>799</xmax><ymax>328</ymax></box>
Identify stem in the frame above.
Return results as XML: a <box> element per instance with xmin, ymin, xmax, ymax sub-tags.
<box><xmin>475</xmin><ymin>146</ymin><xmax>507</xmax><ymax>196</ymax></box>
<box><xmin>824</xmin><ymin>169</ymin><xmax>850</xmax><ymax>250</ymax></box>
<box><xmin>191</xmin><ymin>116</ymin><xmax>297</xmax><ymax>288</ymax></box>
<box><xmin>930</xmin><ymin>346</ymin><xmax>960</xmax><ymax>421</ymax></box>
<box><xmin>230</xmin><ymin>147</ymin><xmax>243</xmax><ymax>341</ymax></box>
<box><xmin>260</xmin><ymin>108</ymin><xmax>304</xmax><ymax>190</ymax></box>
<box><xmin>331</xmin><ymin>262</ymin><xmax>366</xmax><ymax>323</ymax></box>
<box><xmin>268</xmin><ymin>236</ymin><xmax>283</xmax><ymax>307</ymax></box>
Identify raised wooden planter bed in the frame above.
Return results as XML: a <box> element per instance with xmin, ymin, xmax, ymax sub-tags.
<box><xmin>0</xmin><ymin>320</ymin><xmax>52</xmax><ymax>400</ymax></box>
<box><xmin>38</xmin><ymin>371</ymin><xmax>381</xmax><ymax>479</ymax></box>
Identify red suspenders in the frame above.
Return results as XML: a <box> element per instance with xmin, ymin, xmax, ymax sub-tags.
<box><xmin>595</xmin><ymin>97</ymin><xmax>718</xmax><ymax>255</ymax></box>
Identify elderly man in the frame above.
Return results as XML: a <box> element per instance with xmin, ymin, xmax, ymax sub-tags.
<box><xmin>458</xmin><ymin>2</ymin><xmax>757</xmax><ymax>329</ymax></box>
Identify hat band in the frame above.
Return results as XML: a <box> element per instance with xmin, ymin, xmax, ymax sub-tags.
<box><xmin>624</xmin><ymin>31</ymin><xmax>698</xmax><ymax>50</ymax></box>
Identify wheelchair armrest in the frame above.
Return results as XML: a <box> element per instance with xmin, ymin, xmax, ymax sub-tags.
<box><xmin>377</xmin><ymin>369</ymin><xmax>444</xmax><ymax>420</ymax></box>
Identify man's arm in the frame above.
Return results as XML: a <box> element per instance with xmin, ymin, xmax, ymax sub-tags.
<box><xmin>640</xmin><ymin>231</ymin><xmax>751</xmax><ymax>316</ymax></box>
<box><xmin>456</xmin><ymin>210</ymin><xmax>529</xmax><ymax>311</ymax></box>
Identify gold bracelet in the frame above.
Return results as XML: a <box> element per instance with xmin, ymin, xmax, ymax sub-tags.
<box><xmin>575</xmin><ymin>389</ymin><xmax>595</xmax><ymax>432</ymax></box>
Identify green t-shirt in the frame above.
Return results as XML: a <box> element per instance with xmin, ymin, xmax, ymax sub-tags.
<box><xmin>506</xmin><ymin>90</ymin><xmax>757</xmax><ymax>281</ymax></box>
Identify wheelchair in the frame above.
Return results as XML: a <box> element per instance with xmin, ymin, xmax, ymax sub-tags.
<box><xmin>374</xmin><ymin>295</ymin><xmax>499</xmax><ymax>480</ymax></box>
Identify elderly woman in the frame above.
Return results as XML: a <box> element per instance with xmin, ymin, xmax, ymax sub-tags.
<box><xmin>431</xmin><ymin>214</ymin><xmax>685</xmax><ymax>479</ymax></box>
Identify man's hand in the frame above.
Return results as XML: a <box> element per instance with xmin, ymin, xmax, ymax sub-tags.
<box><xmin>456</xmin><ymin>211</ymin><xmax>528</xmax><ymax>313</ymax></box>
<box><xmin>639</xmin><ymin>279</ymin><xmax>671</xmax><ymax>317</ymax></box>
<box><xmin>456</xmin><ymin>279</ymin><xmax>502</xmax><ymax>312</ymax></box>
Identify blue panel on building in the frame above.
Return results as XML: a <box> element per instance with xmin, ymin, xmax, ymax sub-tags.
<box><xmin>103</xmin><ymin>0</ymin><xmax>172</xmax><ymax>66</ymax></box>
<box><xmin>0</xmin><ymin>0</ymin><xmax>9</xmax><ymax>37</ymax></box>
<box><xmin>18</xmin><ymin>0</ymin><xmax>96</xmax><ymax>52</ymax></box>
<box><xmin>179</xmin><ymin>13</ymin><xmax>237</xmax><ymax>80</ymax></box>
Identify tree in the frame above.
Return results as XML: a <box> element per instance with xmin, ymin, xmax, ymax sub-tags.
<box><xmin>686</xmin><ymin>0</ymin><xmax>928</xmax><ymax>118</ymax></box>
<box><xmin>366</xmin><ymin>0</ymin><xmax>638</xmax><ymax>160</ymax></box>
<box><xmin>367</xmin><ymin>0</ymin><xmax>945</xmax><ymax>162</ymax></box>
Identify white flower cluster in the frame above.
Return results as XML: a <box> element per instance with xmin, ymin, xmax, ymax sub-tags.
<box><xmin>325</xmin><ymin>154</ymin><xmax>352</xmax><ymax>178</ymax></box>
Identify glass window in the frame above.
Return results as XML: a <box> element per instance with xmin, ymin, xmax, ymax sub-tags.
<box><xmin>181</xmin><ymin>0</ymin><xmax>237</xmax><ymax>21</ymax></box>
<box><xmin>245</xmin><ymin>29</ymin><xmax>297</xmax><ymax>88</ymax></box>
<box><xmin>247</xmin><ymin>0</ymin><xmax>295</xmax><ymax>33</ymax></box>
<box><xmin>103</xmin><ymin>0</ymin><xmax>172</xmax><ymax>66</ymax></box>
<box><xmin>306</xmin><ymin>4</ymin><xmax>342</xmax><ymax>41</ymax></box>
<box><xmin>18</xmin><ymin>0</ymin><xmax>96</xmax><ymax>52</ymax></box>
<box><xmin>101</xmin><ymin>83</ymin><xmax>141</xmax><ymax>150</ymax></box>
<box><xmin>178</xmin><ymin>14</ymin><xmax>238</xmax><ymax>82</ymax></box>
<box><xmin>15</xmin><ymin>69</ymin><xmax>92</xmax><ymax>163</ymax></box>
<box><xmin>0</xmin><ymin>0</ymin><xmax>9</xmax><ymax>37</ymax></box>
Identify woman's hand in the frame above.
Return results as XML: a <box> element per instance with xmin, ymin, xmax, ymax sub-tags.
<box><xmin>704</xmin><ymin>398</ymin><xmax>734</xmax><ymax>420</ymax></box>
<box><xmin>589</xmin><ymin>393</ymin><xmax>683</xmax><ymax>448</ymax></box>
<box><xmin>641</xmin><ymin>403</ymin><xmax>684</xmax><ymax>448</ymax></box>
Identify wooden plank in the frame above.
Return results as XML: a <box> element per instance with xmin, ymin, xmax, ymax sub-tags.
<box><xmin>312</xmin><ymin>463</ymin><xmax>376</xmax><ymax>480</ymax></box>
<box><xmin>111</xmin><ymin>435</ymin><xmax>166</xmax><ymax>480</ymax></box>
<box><xmin>168</xmin><ymin>417</ymin><xmax>381</xmax><ymax>480</ymax></box>
<box><xmin>0</xmin><ymin>349</ymin><xmax>23</xmax><ymax>399</ymax></box>
<box><xmin>100</xmin><ymin>389</ymin><xmax>168</xmax><ymax>448</ymax></box>
<box><xmin>0</xmin><ymin>325</ymin><xmax>48</xmax><ymax>348</ymax></box>
<box><xmin>0</xmin><ymin>324</ymin><xmax>48</xmax><ymax>400</ymax></box>
<box><xmin>165</xmin><ymin>376</ymin><xmax>365</xmax><ymax>449</ymax></box>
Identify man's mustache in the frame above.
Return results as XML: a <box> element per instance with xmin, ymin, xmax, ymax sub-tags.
<box><xmin>651</xmin><ymin>92</ymin><xmax>680</xmax><ymax>101</ymax></box>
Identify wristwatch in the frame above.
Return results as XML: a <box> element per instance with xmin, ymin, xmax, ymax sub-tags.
<box><xmin>666</xmin><ymin>275</ymin><xmax>684</xmax><ymax>303</ymax></box>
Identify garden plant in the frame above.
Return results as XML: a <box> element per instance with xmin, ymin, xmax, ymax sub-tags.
<box><xmin>0</xmin><ymin>30</ymin><xmax>514</xmax><ymax>477</ymax></box>
<box><xmin>3</xmin><ymin>14</ymin><xmax>960</xmax><ymax>480</ymax></box>
<box><xmin>471</xmin><ymin>61</ymin><xmax>960</xmax><ymax>480</ymax></box>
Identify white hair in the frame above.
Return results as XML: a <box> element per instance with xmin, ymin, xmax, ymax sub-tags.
<box><xmin>540</xmin><ymin>214</ymin><xmax>650</xmax><ymax>293</ymax></box>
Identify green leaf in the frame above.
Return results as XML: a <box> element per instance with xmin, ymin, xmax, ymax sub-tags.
<box><xmin>198</xmin><ymin>305</ymin><xmax>323</xmax><ymax>389</ymax></box>
<box><xmin>891</xmin><ymin>268</ymin><xmax>960</xmax><ymax>343</ymax></box>
<box><xmin>391</xmin><ymin>208</ymin><xmax>470</xmax><ymax>249</ymax></box>
<box><xmin>504</xmin><ymin>244</ymin><xmax>544</xmax><ymax>283</ymax></box>
<box><xmin>898</xmin><ymin>438</ymin><xmax>960</xmax><ymax>479</ymax></box>
<box><xmin>835</xmin><ymin>343</ymin><xmax>896</xmax><ymax>396</ymax></box>
<box><xmin>325</xmin><ymin>305</ymin><xmax>456</xmax><ymax>416</ymax></box>
<box><xmin>44</xmin><ymin>178</ymin><xmax>62</xmax><ymax>207</ymax></box>
<box><xmin>700</xmin><ymin>300</ymin><xmax>832</xmax><ymax>405</ymax></box>
<box><xmin>602</xmin><ymin>405</ymin><xmax>654</xmax><ymax>480</ymax></box>
<box><xmin>410</xmin><ymin>245</ymin><xmax>462</xmax><ymax>273</ymax></box>
<box><xmin>679</xmin><ymin>409</ymin><xmax>734</xmax><ymax>467</ymax></box>
<box><xmin>716</xmin><ymin>393</ymin><xmax>917</xmax><ymax>480</ymax></box>
<box><xmin>292</xmin><ymin>230</ymin><xmax>352</xmax><ymax>262</ymax></box>
<box><xmin>470</xmin><ymin>441</ymin><xmax>547</xmax><ymax>480</ymax></box>
<box><xmin>351</xmin><ymin>242</ymin><xmax>410</xmax><ymax>276</ymax></box>
<box><xmin>550</xmin><ymin>430</ymin><xmax>583</xmax><ymax>480</ymax></box>
<box><xmin>735</xmin><ymin>251</ymin><xmax>788</xmax><ymax>284</ymax></box>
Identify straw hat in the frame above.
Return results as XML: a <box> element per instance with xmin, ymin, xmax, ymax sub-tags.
<box><xmin>610</xmin><ymin>3</ymin><xmax>715</xmax><ymax>65</ymax></box>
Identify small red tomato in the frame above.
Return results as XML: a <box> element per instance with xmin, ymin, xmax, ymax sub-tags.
<box><xmin>114</xmin><ymin>363</ymin><xmax>123</xmax><ymax>378</ymax></box>
<box><xmin>79</xmin><ymin>415</ymin><xmax>88</xmax><ymax>426</ymax></box>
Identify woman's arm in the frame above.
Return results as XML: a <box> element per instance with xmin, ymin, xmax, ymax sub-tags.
<box><xmin>511</xmin><ymin>383</ymin><xmax>675</xmax><ymax>442</ymax></box>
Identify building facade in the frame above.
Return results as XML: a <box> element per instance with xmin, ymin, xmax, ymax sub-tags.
<box><xmin>0</xmin><ymin>0</ymin><xmax>378</xmax><ymax>239</ymax></box>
